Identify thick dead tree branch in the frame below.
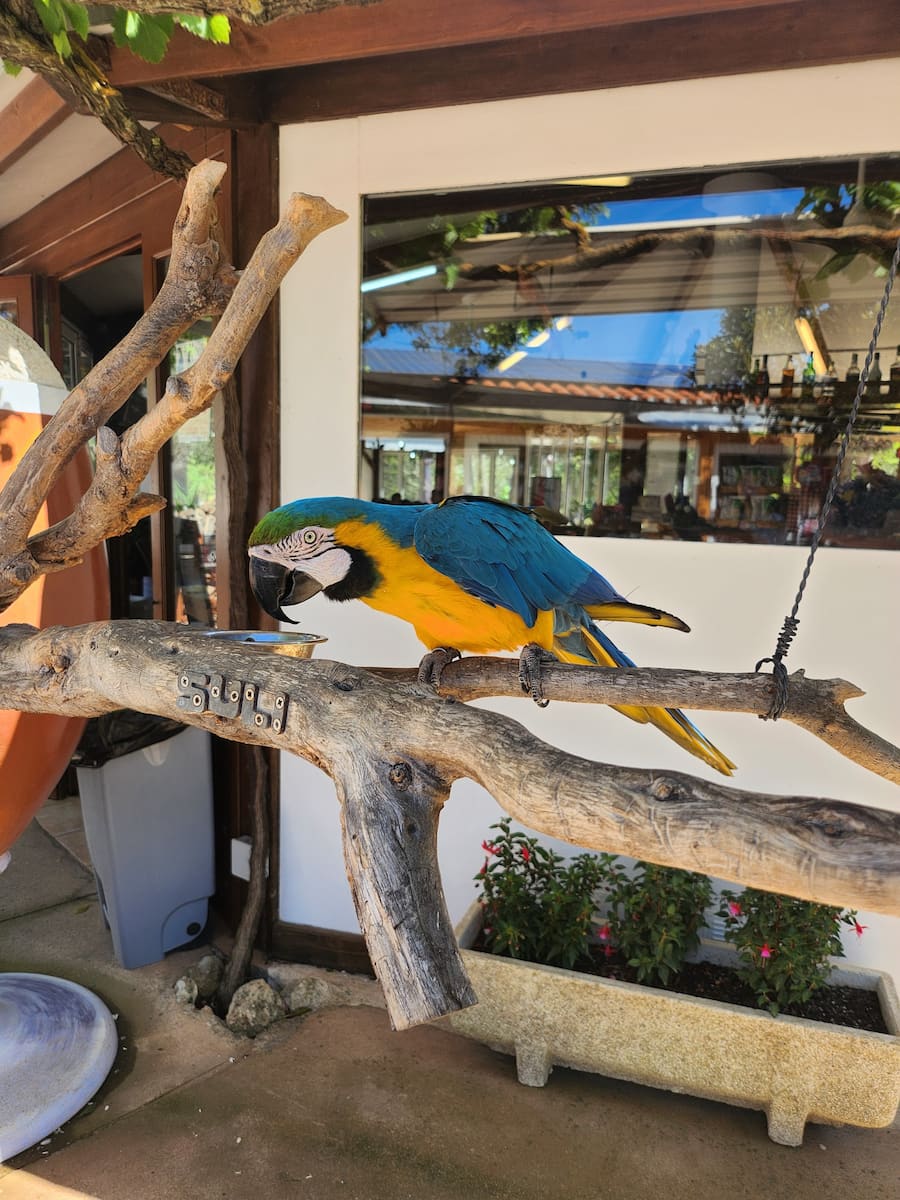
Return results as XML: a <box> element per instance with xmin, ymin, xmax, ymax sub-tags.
<box><xmin>453</xmin><ymin>220</ymin><xmax>900</xmax><ymax>287</ymax></box>
<box><xmin>369</xmin><ymin>659</ymin><xmax>900</xmax><ymax>785</ymax></box>
<box><xmin>0</xmin><ymin>7</ymin><xmax>195</xmax><ymax>180</ymax></box>
<box><xmin>101</xmin><ymin>1</ymin><xmax>381</xmax><ymax>21</ymax></box>
<box><xmin>0</xmin><ymin>163</ymin><xmax>346</xmax><ymax>613</ymax></box>
<box><xmin>0</xmin><ymin>2</ymin><xmax>381</xmax><ymax>179</ymax></box>
<box><xmin>0</xmin><ymin>621</ymin><xmax>897</xmax><ymax>1029</ymax></box>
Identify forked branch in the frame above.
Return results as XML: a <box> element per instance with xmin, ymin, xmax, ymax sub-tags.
<box><xmin>0</xmin><ymin>162</ymin><xmax>346</xmax><ymax>613</ymax></box>
<box><xmin>0</xmin><ymin>620</ymin><xmax>896</xmax><ymax>1029</ymax></box>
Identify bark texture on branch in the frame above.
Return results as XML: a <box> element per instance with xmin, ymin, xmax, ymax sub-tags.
<box><xmin>0</xmin><ymin>620</ymin><xmax>897</xmax><ymax>1028</ymax></box>
<box><xmin>99</xmin><ymin>0</ymin><xmax>381</xmax><ymax>22</ymax></box>
<box><xmin>0</xmin><ymin>7</ymin><xmax>196</xmax><ymax>180</ymax></box>
<box><xmin>0</xmin><ymin>167</ymin><xmax>346</xmax><ymax>614</ymax></box>
<box><xmin>369</xmin><ymin>659</ymin><xmax>900</xmax><ymax>785</ymax></box>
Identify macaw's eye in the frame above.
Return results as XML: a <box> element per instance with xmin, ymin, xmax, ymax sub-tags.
<box><xmin>302</xmin><ymin>529</ymin><xmax>318</xmax><ymax>545</ymax></box>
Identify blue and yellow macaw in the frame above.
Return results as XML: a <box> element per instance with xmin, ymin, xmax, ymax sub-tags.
<box><xmin>248</xmin><ymin>495</ymin><xmax>734</xmax><ymax>775</ymax></box>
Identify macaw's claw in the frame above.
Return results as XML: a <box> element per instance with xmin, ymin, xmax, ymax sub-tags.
<box><xmin>518</xmin><ymin>643</ymin><xmax>558</xmax><ymax>707</ymax></box>
<box><xmin>417</xmin><ymin>646</ymin><xmax>462</xmax><ymax>689</ymax></box>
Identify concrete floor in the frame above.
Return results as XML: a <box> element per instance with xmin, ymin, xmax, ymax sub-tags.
<box><xmin>1</xmin><ymin>818</ymin><xmax>898</xmax><ymax>1200</ymax></box>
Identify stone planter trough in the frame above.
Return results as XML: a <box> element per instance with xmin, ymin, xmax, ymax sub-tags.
<box><xmin>441</xmin><ymin>903</ymin><xmax>900</xmax><ymax>1146</ymax></box>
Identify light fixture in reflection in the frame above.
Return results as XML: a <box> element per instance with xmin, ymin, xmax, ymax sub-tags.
<box><xmin>558</xmin><ymin>176</ymin><xmax>633</xmax><ymax>187</ymax></box>
<box><xmin>794</xmin><ymin>317</ymin><xmax>828</xmax><ymax>375</ymax></box>
<box><xmin>361</xmin><ymin>264</ymin><xmax>438</xmax><ymax>293</ymax></box>
<box><xmin>526</xmin><ymin>329</ymin><xmax>550</xmax><ymax>348</ymax></box>
<box><xmin>554</xmin><ymin>316</ymin><xmax>572</xmax><ymax>331</ymax></box>
<box><xmin>497</xmin><ymin>350</ymin><xmax>528</xmax><ymax>372</ymax></box>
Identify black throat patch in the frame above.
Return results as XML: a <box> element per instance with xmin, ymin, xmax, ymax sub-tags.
<box><xmin>323</xmin><ymin>546</ymin><xmax>381</xmax><ymax>602</ymax></box>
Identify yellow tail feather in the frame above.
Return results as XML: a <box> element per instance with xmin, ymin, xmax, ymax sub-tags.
<box><xmin>584</xmin><ymin>601</ymin><xmax>690</xmax><ymax>632</ymax></box>
<box><xmin>554</xmin><ymin>626</ymin><xmax>735</xmax><ymax>776</ymax></box>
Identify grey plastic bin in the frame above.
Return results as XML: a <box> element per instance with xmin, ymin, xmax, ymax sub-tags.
<box><xmin>76</xmin><ymin>725</ymin><xmax>215</xmax><ymax>969</ymax></box>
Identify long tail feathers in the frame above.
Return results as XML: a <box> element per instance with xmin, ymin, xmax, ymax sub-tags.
<box><xmin>584</xmin><ymin>600</ymin><xmax>690</xmax><ymax>632</ymax></box>
<box><xmin>553</xmin><ymin>621</ymin><xmax>736</xmax><ymax>777</ymax></box>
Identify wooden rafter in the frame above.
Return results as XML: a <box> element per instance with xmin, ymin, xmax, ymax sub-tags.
<box><xmin>104</xmin><ymin>0</ymin><xmax>807</xmax><ymax>86</ymax></box>
<box><xmin>0</xmin><ymin>76</ymin><xmax>69</xmax><ymax>174</ymax></box>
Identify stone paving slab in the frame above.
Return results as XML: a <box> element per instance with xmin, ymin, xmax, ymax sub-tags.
<box><xmin>0</xmin><ymin>824</ymin><xmax>94</xmax><ymax>922</ymax></box>
<box><xmin>1</xmin><ymin>821</ymin><xmax>898</xmax><ymax>1200</ymax></box>
<box><xmin>3</xmin><ymin>1004</ymin><xmax>899</xmax><ymax>1200</ymax></box>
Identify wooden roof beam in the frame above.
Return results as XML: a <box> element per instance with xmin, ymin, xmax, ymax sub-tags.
<box><xmin>0</xmin><ymin>77</ymin><xmax>70</xmax><ymax>174</ymax></box>
<box><xmin>106</xmin><ymin>0</ymin><xmax>794</xmax><ymax>86</ymax></box>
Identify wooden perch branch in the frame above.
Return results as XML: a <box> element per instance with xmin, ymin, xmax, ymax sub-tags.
<box><xmin>0</xmin><ymin>164</ymin><xmax>346</xmax><ymax>612</ymax></box>
<box><xmin>369</xmin><ymin>658</ymin><xmax>900</xmax><ymax>785</ymax></box>
<box><xmin>0</xmin><ymin>620</ymin><xmax>897</xmax><ymax>1029</ymax></box>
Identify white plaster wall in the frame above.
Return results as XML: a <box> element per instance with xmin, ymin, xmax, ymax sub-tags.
<box><xmin>279</xmin><ymin>59</ymin><xmax>900</xmax><ymax>983</ymax></box>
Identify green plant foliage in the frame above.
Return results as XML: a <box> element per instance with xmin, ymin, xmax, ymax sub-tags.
<box><xmin>475</xmin><ymin>818</ymin><xmax>616</xmax><ymax>970</ymax></box>
<box><xmin>15</xmin><ymin>3</ymin><xmax>231</xmax><ymax>67</ymax></box>
<box><xmin>604</xmin><ymin>861</ymin><xmax>713</xmax><ymax>986</ymax></box>
<box><xmin>718</xmin><ymin>887</ymin><xmax>861</xmax><ymax>1016</ymax></box>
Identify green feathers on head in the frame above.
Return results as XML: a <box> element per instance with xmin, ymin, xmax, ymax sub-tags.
<box><xmin>249</xmin><ymin>497</ymin><xmax>376</xmax><ymax>548</ymax></box>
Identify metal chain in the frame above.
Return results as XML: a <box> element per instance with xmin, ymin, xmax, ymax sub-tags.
<box><xmin>756</xmin><ymin>234</ymin><xmax>900</xmax><ymax>720</ymax></box>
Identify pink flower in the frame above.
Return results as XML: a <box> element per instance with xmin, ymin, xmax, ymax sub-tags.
<box><xmin>477</xmin><ymin>858</ymin><xmax>488</xmax><ymax>877</ymax></box>
<box><xmin>759</xmin><ymin>943</ymin><xmax>772</xmax><ymax>960</ymax></box>
<box><xmin>597</xmin><ymin>924</ymin><xmax>611</xmax><ymax>943</ymax></box>
<box><xmin>727</xmin><ymin>900</ymin><xmax>742</xmax><ymax>918</ymax></box>
<box><xmin>521</xmin><ymin>846</ymin><xmax>531</xmax><ymax>863</ymax></box>
<box><xmin>481</xmin><ymin>840</ymin><xmax>499</xmax><ymax>856</ymax></box>
<box><xmin>854</xmin><ymin>920</ymin><xmax>868</xmax><ymax>938</ymax></box>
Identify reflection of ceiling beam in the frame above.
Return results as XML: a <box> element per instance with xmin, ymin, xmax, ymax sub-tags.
<box><xmin>0</xmin><ymin>78</ymin><xmax>69</xmax><ymax>174</ymax></box>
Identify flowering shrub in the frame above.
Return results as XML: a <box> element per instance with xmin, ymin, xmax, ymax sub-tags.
<box><xmin>717</xmin><ymin>887</ymin><xmax>862</xmax><ymax>1015</ymax></box>
<box><xmin>476</xmin><ymin>818</ymin><xmax>615</xmax><ymax>969</ymax></box>
<box><xmin>603</xmin><ymin>862</ymin><xmax>713</xmax><ymax>986</ymax></box>
<box><xmin>474</xmin><ymin>825</ymin><xmax>867</xmax><ymax>1019</ymax></box>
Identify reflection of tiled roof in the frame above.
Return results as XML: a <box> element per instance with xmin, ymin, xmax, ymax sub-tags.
<box><xmin>467</xmin><ymin>376</ymin><xmax>721</xmax><ymax>406</ymax></box>
<box><xmin>363</xmin><ymin>345</ymin><xmax>687</xmax><ymax>386</ymax></box>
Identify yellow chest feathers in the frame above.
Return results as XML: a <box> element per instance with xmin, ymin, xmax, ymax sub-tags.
<box><xmin>335</xmin><ymin>518</ymin><xmax>551</xmax><ymax>653</ymax></box>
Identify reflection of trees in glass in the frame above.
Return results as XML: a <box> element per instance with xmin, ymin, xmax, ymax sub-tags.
<box><xmin>365</xmin><ymin>203</ymin><xmax>607</xmax><ymax>377</ymax></box>
<box><xmin>693</xmin><ymin>305</ymin><xmax>799</xmax><ymax>390</ymax></box>
<box><xmin>696</xmin><ymin>305</ymin><xmax>755</xmax><ymax>389</ymax></box>
<box><xmin>378</xmin><ymin>450</ymin><xmax>439</xmax><ymax>501</ymax></box>
<box><xmin>173</xmin><ymin>437</ymin><xmax>214</xmax><ymax>511</ymax></box>
<box><xmin>796</xmin><ymin>181</ymin><xmax>900</xmax><ymax>277</ymax></box>
<box><xmin>409</xmin><ymin>317</ymin><xmax>547</xmax><ymax>377</ymax></box>
<box><xmin>796</xmin><ymin>182</ymin><xmax>900</xmax><ymax>227</ymax></box>
<box><xmin>603</xmin><ymin>451</ymin><xmax>621</xmax><ymax>506</ymax></box>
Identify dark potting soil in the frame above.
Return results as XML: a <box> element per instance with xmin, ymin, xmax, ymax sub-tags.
<box><xmin>471</xmin><ymin>936</ymin><xmax>890</xmax><ymax>1034</ymax></box>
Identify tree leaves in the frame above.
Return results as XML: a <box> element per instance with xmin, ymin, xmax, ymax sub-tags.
<box><xmin>26</xmin><ymin>2</ymin><xmax>232</xmax><ymax>65</ymax></box>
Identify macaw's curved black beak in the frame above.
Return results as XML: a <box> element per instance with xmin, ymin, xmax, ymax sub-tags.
<box><xmin>249</xmin><ymin>556</ymin><xmax>323</xmax><ymax>623</ymax></box>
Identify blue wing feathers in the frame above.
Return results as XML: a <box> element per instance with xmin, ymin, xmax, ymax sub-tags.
<box><xmin>414</xmin><ymin>497</ymin><xmax>617</xmax><ymax>622</ymax></box>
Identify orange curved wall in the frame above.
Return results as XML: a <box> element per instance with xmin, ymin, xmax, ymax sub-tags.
<box><xmin>0</xmin><ymin>410</ymin><xmax>110</xmax><ymax>855</ymax></box>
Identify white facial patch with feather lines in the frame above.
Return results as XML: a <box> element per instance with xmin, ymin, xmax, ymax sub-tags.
<box><xmin>248</xmin><ymin>526</ymin><xmax>352</xmax><ymax>588</ymax></box>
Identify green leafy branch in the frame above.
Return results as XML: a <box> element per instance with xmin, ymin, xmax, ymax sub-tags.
<box><xmin>2</xmin><ymin>0</ymin><xmax>230</xmax><ymax>74</ymax></box>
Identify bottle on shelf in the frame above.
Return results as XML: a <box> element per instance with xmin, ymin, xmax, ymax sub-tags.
<box><xmin>823</xmin><ymin>359</ymin><xmax>838</xmax><ymax>401</ymax></box>
<box><xmin>756</xmin><ymin>353</ymin><xmax>770</xmax><ymax>401</ymax></box>
<box><xmin>780</xmin><ymin>354</ymin><xmax>795</xmax><ymax>398</ymax></box>
<box><xmin>801</xmin><ymin>353</ymin><xmax>815</xmax><ymax>400</ymax></box>
<box><xmin>890</xmin><ymin>345</ymin><xmax>900</xmax><ymax>399</ymax></box>
<box><xmin>867</xmin><ymin>350</ymin><xmax>882</xmax><ymax>397</ymax></box>
<box><xmin>845</xmin><ymin>351</ymin><xmax>861</xmax><ymax>386</ymax></box>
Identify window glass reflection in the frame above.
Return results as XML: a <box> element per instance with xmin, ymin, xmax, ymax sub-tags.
<box><xmin>361</xmin><ymin>160</ymin><xmax>900</xmax><ymax>547</ymax></box>
<box><xmin>168</xmin><ymin>320</ymin><xmax>216</xmax><ymax>623</ymax></box>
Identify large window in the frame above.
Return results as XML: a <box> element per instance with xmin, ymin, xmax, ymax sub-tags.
<box><xmin>361</xmin><ymin>158</ymin><xmax>900</xmax><ymax>547</ymax></box>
